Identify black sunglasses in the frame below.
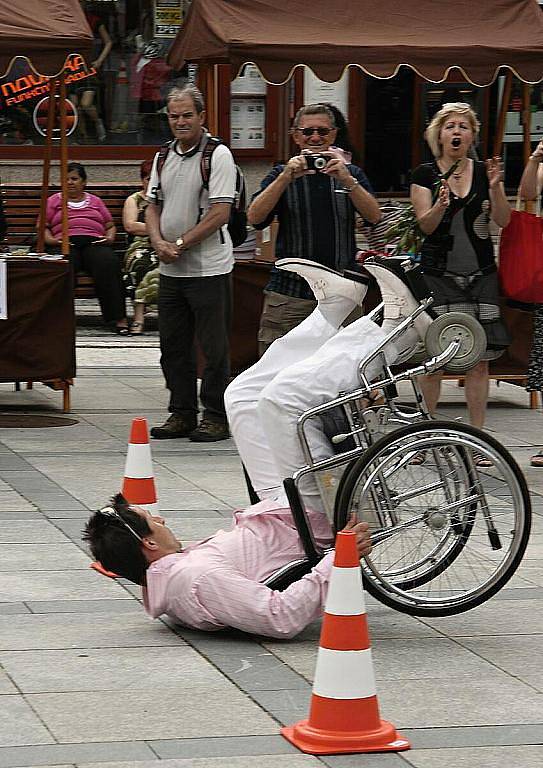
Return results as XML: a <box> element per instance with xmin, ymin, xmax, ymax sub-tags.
<box><xmin>97</xmin><ymin>505</ymin><xmax>144</xmax><ymax>543</ymax></box>
<box><xmin>296</xmin><ymin>127</ymin><xmax>332</xmax><ymax>137</ymax></box>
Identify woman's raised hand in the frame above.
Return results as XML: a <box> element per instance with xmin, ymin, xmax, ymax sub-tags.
<box><xmin>485</xmin><ymin>156</ymin><xmax>504</xmax><ymax>189</ymax></box>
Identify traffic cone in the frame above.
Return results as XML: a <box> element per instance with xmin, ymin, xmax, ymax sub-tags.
<box><xmin>121</xmin><ymin>417</ymin><xmax>159</xmax><ymax>513</ymax></box>
<box><xmin>281</xmin><ymin>531</ymin><xmax>410</xmax><ymax>755</ymax></box>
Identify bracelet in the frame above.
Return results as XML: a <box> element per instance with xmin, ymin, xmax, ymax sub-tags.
<box><xmin>344</xmin><ymin>178</ymin><xmax>359</xmax><ymax>193</ymax></box>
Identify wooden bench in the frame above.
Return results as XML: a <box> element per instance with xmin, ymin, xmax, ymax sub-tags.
<box><xmin>0</xmin><ymin>182</ymin><xmax>139</xmax><ymax>297</ymax></box>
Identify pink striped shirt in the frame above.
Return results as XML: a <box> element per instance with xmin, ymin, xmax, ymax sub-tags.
<box><xmin>143</xmin><ymin>500</ymin><xmax>335</xmax><ymax>639</ymax></box>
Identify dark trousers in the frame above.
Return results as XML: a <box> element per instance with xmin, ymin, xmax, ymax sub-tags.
<box><xmin>158</xmin><ymin>273</ymin><xmax>231</xmax><ymax>423</ymax></box>
<box><xmin>70</xmin><ymin>237</ymin><xmax>126</xmax><ymax>323</ymax></box>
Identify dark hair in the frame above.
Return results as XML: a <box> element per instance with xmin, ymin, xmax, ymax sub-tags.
<box><xmin>67</xmin><ymin>161</ymin><xmax>87</xmax><ymax>182</ymax></box>
<box><xmin>140</xmin><ymin>159</ymin><xmax>153</xmax><ymax>179</ymax></box>
<box><xmin>293</xmin><ymin>103</ymin><xmax>336</xmax><ymax>129</ymax></box>
<box><xmin>323</xmin><ymin>103</ymin><xmax>360</xmax><ymax>165</ymax></box>
<box><xmin>83</xmin><ymin>493</ymin><xmax>151</xmax><ymax>585</ymax></box>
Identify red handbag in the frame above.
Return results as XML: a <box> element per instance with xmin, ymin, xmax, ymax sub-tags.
<box><xmin>498</xmin><ymin>202</ymin><xmax>543</xmax><ymax>303</ymax></box>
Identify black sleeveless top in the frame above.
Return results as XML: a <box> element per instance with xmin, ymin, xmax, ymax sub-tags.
<box><xmin>411</xmin><ymin>161</ymin><xmax>495</xmax><ymax>276</ymax></box>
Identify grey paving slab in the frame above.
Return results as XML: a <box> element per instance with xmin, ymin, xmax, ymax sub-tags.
<box><xmin>0</xmin><ymin>604</ymin><xmax>30</xmax><ymax>615</ymax></box>
<box><xmin>491</xmin><ymin>586</ymin><xmax>543</xmax><ymax>600</ymax></box>
<box><xmin>456</xmin><ymin>635</ymin><xmax>543</xmax><ymax>692</ymax></box>
<box><xmin>21</xmin><ymin>494</ymin><xmax>88</xmax><ymax>512</ymax></box>
<box><xmin>0</xmin><ymin>612</ymin><xmax>179</xmax><ymax>650</ymax></box>
<box><xmin>0</xmin><ymin>491</ymin><xmax>36</xmax><ymax>512</ymax></box>
<box><xmin>263</xmin><ymin>637</ymin><xmax>504</xmax><ymax>684</ymax></box>
<box><xmin>203</xmin><ymin>651</ymin><xmax>312</xmax><ymax>691</ymax></box>
<box><xmin>0</xmin><ymin>647</ymin><xmax>239</xmax><ymax>694</ymax></box>
<box><xmin>0</xmin><ymin>456</ymin><xmax>32</xmax><ymax>470</ymax></box>
<box><xmin>0</xmin><ymin>670</ymin><xmax>17</xmax><ymax>694</ymax></box>
<box><xmin>0</xmin><ymin>742</ymin><xmax>155</xmax><ymax>768</ymax></box>
<box><xmin>419</xmin><ymin>598</ymin><xmax>543</xmax><ymax>636</ymax></box>
<box><xmin>77</xmin><ymin>753</ymin><xmax>322</xmax><ymax>768</ymax></box>
<box><xmin>0</xmin><ymin>512</ymin><xmax>45</xmax><ymax>521</ymax></box>
<box><xmin>0</xmin><ymin>521</ymin><xmax>71</xmax><ymax>545</ymax></box>
<box><xmin>0</xmin><ymin>572</ymin><xmax>130</xmax><ymax>603</ymax></box>
<box><xmin>0</xmin><ymin>695</ymin><xmax>54</xmax><ymax>747</ymax></box>
<box><xmin>149</xmin><ymin>734</ymin><xmax>300</xmax><ymax>760</ymax></box>
<box><xmin>26</xmin><ymin>689</ymin><xmax>277</xmax><ymax>742</ymax></box>
<box><xmin>25</xmin><ymin>599</ymin><xmax>142</xmax><ymax>614</ymax></box>
<box><xmin>0</xmin><ymin>545</ymin><xmax>90</xmax><ymax>572</ymax></box>
<box><xmin>322</xmin><ymin>756</ymin><xmax>409</xmax><ymax>768</ymax></box>
<box><xmin>0</xmin><ymin>471</ymin><xmax>65</xmax><ymax>493</ymax></box>
<box><xmin>247</xmin><ymin>689</ymin><xmax>311</xmax><ymax>725</ymax></box>
<box><xmin>405</xmin><ymin>745</ymin><xmax>543</xmax><ymax>767</ymax></box>
<box><xmin>401</xmin><ymin>723</ymin><xmax>543</xmax><ymax>748</ymax></box>
<box><xmin>377</xmin><ymin>675</ymin><xmax>543</xmax><ymax>728</ymax></box>
<box><xmin>80</xmin><ymin>757</ymin><xmax>321</xmax><ymax>768</ymax></box>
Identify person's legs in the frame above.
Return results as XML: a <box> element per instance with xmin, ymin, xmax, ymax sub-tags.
<box><xmin>464</xmin><ymin>360</ymin><xmax>489</xmax><ymax>429</ymax></box>
<box><xmin>419</xmin><ymin>370</ymin><xmax>444</xmax><ymax>416</ymax></box>
<box><xmin>225</xmin><ymin>306</ymin><xmax>342</xmax><ymax>499</ymax></box>
<box><xmin>257</xmin><ymin>315</ymin><xmax>397</xmax><ymax>512</ymax></box>
<box><xmin>81</xmin><ymin>244</ymin><xmax>127</xmax><ymax>325</ymax></box>
<box><xmin>156</xmin><ymin>275</ymin><xmax>198</xmax><ymax>425</ymax></box>
<box><xmin>188</xmin><ymin>274</ymin><xmax>231</xmax><ymax>431</ymax></box>
<box><xmin>258</xmin><ymin>291</ymin><xmax>317</xmax><ymax>358</ymax></box>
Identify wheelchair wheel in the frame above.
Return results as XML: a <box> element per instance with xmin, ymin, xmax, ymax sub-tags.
<box><xmin>334</xmin><ymin>421</ymin><xmax>531</xmax><ymax>616</ymax></box>
<box><xmin>424</xmin><ymin>312</ymin><xmax>486</xmax><ymax>373</ymax></box>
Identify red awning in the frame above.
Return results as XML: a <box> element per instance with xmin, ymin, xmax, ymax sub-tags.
<box><xmin>168</xmin><ymin>0</ymin><xmax>543</xmax><ymax>86</ymax></box>
<box><xmin>0</xmin><ymin>0</ymin><xmax>93</xmax><ymax>77</ymax></box>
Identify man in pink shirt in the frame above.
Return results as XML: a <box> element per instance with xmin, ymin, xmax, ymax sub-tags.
<box><xmin>83</xmin><ymin>493</ymin><xmax>370</xmax><ymax>639</ymax></box>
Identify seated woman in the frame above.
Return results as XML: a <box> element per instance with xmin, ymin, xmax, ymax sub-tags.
<box><xmin>122</xmin><ymin>159</ymin><xmax>159</xmax><ymax>335</ymax></box>
<box><xmin>43</xmin><ymin>162</ymin><xmax>128</xmax><ymax>334</ymax></box>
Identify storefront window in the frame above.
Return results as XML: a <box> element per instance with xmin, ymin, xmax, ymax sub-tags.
<box><xmin>0</xmin><ymin>0</ymin><xmax>189</xmax><ymax>148</ymax></box>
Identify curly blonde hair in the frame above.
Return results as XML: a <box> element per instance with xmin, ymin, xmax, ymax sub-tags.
<box><xmin>425</xmin><ymin>102</ymin><xmax>480</xmax><ymax>158</ymax></box>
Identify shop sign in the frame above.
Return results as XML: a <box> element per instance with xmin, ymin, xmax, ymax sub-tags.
<box><xmin>0</xmin><ymin>55</ymin><xmax>95</xmax><ymax>109</ymax></box>
<box><xmin>155</xmin><ymin>4</ymin><xmax>183</xmax><ymax>38</ymax></box>
<box><xmin>33</xmin><ymin>96</ymin><xmax>78</xmax><ymax>139</ymax></box>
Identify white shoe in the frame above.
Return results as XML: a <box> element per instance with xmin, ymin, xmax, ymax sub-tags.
<box><xmin>363</xmin><ymin>256</ymin><xmax>433</xmax><ymax>339</ymax></box>
<box><xmin>276</xmin><ymin>258</ymin><xmax>368</xmax><ymax>305</ymax></box>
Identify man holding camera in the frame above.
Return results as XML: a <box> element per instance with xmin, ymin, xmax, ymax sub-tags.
<box><xmin>248</xmin><ymin>103</ymin><xmax>381</xmax><ymax>355</ymax></box>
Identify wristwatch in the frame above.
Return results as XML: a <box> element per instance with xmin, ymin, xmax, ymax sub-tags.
<box><xmin>176</xmin><ymin>237</ymin><xmax>185</xmax><ymax>249</ymax></box>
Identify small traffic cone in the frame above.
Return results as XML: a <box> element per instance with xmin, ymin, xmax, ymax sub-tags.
<box><xmin>281</xmin><ymin>531</ymin><xmax>410</xmax><ymax>755</ymax></box>
<box><xmin>121</xmin><ymin>417</ymin><xmax>159</xmax><ymax>514</ymax></box>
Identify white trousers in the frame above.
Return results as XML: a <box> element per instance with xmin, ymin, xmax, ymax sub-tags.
<box><xmin>225</xmin><ymin>307</ymin><xmax>396</xmax><ymax>512</ymax></box>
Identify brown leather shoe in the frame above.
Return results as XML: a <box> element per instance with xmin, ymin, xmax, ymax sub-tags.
<box><xmin>150</xmin><ymin>413</ymin><xmax>197</xmax><ymax>439</ymax></box>
<box><xmin>189</xmin><ymin>419</ymin><xmax>230</xmax><ymax>442</ymax></box>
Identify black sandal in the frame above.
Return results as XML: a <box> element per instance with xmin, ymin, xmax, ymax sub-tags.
<box><xmin>130</xmin><ymin>321</ymin><xmax>145</xmax><ymax>336</ymax></box>
<box><xmin>530</xmin><ymin>451</ymin><xmax>543</xmax><ymax>467</ymax></box>
<box><xmin>115</xmin><ymin>325</ymin><xmax>130</xmax><ymax>336</ymax></box>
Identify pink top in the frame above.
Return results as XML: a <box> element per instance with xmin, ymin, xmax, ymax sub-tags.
<box><xmin>143</xmin><ymin>499</ymin><xmax>335</xmax><ymax>639</ymax></box>
<box><xmin>46</xmin><ymin>193</ymin><xmax>112</xmax><ymax>240</ymax></box>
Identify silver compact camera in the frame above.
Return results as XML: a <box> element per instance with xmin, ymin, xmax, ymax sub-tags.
<box><xmin>305</xmin><ymin>153</ymin><xmax>329</xmax><ymax>172</ymax></box>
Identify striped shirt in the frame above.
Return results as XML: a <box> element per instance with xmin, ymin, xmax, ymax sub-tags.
<box><xmin>143</xmin><ymin>499</ymin><xmax>334</xmax><ymax>639</ymax></box>
<box><xmin>252</xmin><ymin>164</ymin><xmax>373</xmax><ymax>299</ymax></box>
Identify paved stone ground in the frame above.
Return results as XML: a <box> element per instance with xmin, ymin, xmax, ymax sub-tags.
<box><xmin>0</xmin><ymin>303</ymin><xmax>542</xmax><ymax>767</ymax></box>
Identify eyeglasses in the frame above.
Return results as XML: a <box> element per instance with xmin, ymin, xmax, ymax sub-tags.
<box><xmin>296</xmin><ymin>127</ymin><xmax>332</xmax><ymax>137</ymax></box>
<box><xmin>97</xmin><ymin>505</ymin><xmax>144</xmax><ymax>543</ymax></box>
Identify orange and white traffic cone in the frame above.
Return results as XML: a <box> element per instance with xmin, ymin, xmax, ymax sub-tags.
<box><xmin>281</xmin><ymin>531</ymin><xmax>410</xmax><ymax>755</ymax></box>
<box><xmin>121</xmin><ymin>417</ymin><xmax>158</xmax><ymax>514</ymax></box>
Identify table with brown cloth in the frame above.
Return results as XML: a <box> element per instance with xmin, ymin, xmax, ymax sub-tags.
<box><xmin>0</xmin><ymin>257</ymin><xmax>75</xmax><ymax>410</ymax></box>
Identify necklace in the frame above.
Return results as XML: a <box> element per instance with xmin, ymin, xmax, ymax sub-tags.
<box><xmin>450</xmin><ymin>160</ymin><xmax>468</xmax><ymax>181</ymax></box>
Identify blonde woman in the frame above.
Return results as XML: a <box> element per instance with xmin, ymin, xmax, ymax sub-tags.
<box><xmin>410</xmin><ymin>103</ymin><xmax>511</xmax><ymax>462</ymax></box>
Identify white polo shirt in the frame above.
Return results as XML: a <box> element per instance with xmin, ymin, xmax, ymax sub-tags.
<box><xmin>147</xmin><ymin>132</ymin><xmax>236</xmax><ymax>277</ymax></box>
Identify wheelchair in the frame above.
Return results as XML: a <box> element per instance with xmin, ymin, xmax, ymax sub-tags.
<box><xmin>265</xmin><ymin>284</ymin><xmax>532</xmax><ymax>619</ymax></box>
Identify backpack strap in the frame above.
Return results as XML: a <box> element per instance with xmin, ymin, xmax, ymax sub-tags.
<box><xmin>154</xmin><ymin>139</ymin><xmax>173</xmax><ymax>198</ymax></box>
<box><xmin>200</xmin><ymin>136</ymin><xmax>222</xmax><ymax>190</ymax></box>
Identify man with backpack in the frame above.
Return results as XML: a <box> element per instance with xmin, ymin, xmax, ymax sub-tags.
<box><xmin>146</xmin><ymin>85</ymin><xmax>237</xmax><ymax>442</ymax></box>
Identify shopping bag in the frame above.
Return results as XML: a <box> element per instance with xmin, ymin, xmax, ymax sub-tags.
<box><xmin>498</xmin><ymin>201</ymin><xmax>543</xmax><ymax>303</ymax></box>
